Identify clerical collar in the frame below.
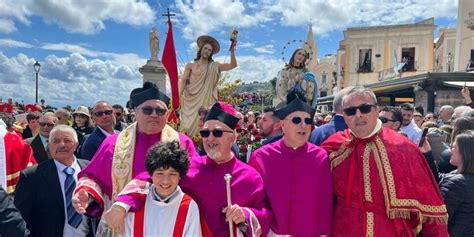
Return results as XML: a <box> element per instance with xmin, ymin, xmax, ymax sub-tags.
<box><xmin>150</xmin><ymin>185</ymin><xmax>181</xmax><ymax>203</ymax></box>
<box><xmin>352</xmin><ymin>119</ymin><xmax>382</xmax><ymax>139</ymax></box>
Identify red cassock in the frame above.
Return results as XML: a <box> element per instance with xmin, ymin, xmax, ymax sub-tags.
<box><xmin>4</xmin><ymin>132</ymin><xmax>35</xmax><ymax>193</ymax></box>
<box><xmin>320</xmin><ymin>127</ymin><xmax>449</xmax><ymax>237</ymax></box>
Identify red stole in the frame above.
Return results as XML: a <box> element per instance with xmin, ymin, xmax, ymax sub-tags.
<box><xmin>134</xmin><ymin>194</ymin><xmax>192</xmax><ymax>237</ymax></box>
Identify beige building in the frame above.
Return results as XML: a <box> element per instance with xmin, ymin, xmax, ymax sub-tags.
<box><xmin>337</xmin><ymin>18</ymin><xmax>436</xmax><ymax>87</ymax></box>
<box><xmin>454</xmin><ymin>0</ymin><xmax>474</xmax><ymax>71</ymax></box>
<box><xmin>314</xmin><ymin>54</ymin><xmax>336</xmax><ymax>97</ymax></box>
<box><xmin>434</xmin><ymin>28</ymin><xmax>457</xmax><ymax>72</ymax></box>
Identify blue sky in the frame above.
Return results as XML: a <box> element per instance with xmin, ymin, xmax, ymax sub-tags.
<box><xmin>0</xmin><ymin>0</ymin><xmax>458</xmax><ymax>108</ymax></box>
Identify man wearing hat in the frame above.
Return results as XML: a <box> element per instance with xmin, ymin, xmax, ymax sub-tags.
<box><xmin>179</xmin><ymin>35</ymin><xmax>238</xmax><ymax>137</ymax></box>
<box><xmin>72</xmin><ymin>82</ymin><xmax>197</xmax><ymax>220</ymax></box>
<box><xmin>107</xmin><ymin>102</ymin><xmax>271</xmax><ymax>236</ymax></box>
<box><xmin>249</xmin><ymin>97</ymin><xmax>333</xmax><ymax>236</ymax></box>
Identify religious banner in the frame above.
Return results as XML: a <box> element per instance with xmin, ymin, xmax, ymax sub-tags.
<box><xmin>162</xmin><ymin>14</ymin><xmax>180</xmax><ymax>124</ymax></box>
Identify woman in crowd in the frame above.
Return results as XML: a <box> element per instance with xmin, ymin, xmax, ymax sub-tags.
<box><xmin>439</xmin><ymin>130</ymin><xmax>474</xmax><ymax>236</ymax></box>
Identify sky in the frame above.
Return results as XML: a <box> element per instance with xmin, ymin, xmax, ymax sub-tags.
<box><xmin>0</xmin><ymin>0</ymin><xmax>459</xmax><ymax>108</ymax></box>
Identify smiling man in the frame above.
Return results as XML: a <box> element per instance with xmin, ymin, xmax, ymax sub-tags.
<box><xmin>107</xmin><ymin>102</ymin><xmax>272</xmax><ymax>236</ymax></box>
<box><xmin>321</xmin><ymin>87</ymin><xmax>448</xmax><ymax>236</ymax></box>
<box><xmin>15</xmin><ymin>125</ymin><xmax>95</xmax><ymax>237</ymax></box>
<box><xmin>72</xmin><ymin>82</ymin><xmax>196</xmax><ymax>221</ymax></box>
<box><xmin>249</xmin><ymin>97</ymin><xmax>333</xmax><ymax>236</ymax></box>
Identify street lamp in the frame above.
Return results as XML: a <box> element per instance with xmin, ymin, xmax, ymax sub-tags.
<box><xmin>33</xmin><ymin>61</ymin><xmax>41</xmax><ymax>104</ymax></box>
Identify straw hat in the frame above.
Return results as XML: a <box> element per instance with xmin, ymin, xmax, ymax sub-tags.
<box><xmin>73</xmin><ymin>106</ymin><xmax>90</xmax><ymax>117</ymax></box>
<box><xmin>196</xmin><ymin>35</ymin><xmax>220</xmax><ymax>54</ymax></box>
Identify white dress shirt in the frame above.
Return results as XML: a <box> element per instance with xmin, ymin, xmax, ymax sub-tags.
<box><xmin>54</xmin><ymin>159</ymin><xmax>90</xmax><ymax>237</ymax></box>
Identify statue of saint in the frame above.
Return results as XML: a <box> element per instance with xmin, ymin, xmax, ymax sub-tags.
<box><xmin>276</xmin><ymin>48</ymin><xmax>317</xmax><ymax>106</ymax></box>
<box><xmin>179</xmin><ymin>35</ymin><xmax>237</xmax><ymax>136</ymax></box>
<box><xmin>149</xmin><ymin>27</ymin><xmax>159</xmax><ymax>60</ymax></box>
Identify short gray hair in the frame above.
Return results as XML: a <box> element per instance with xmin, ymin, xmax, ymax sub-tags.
<box><xmin>40</xmin><ymin>112</ymin><xmax>59</xmax><ymax>124</ymax></box>
<box><xmin>49</xmin><ymin>125</ymin><xmax>78</xmax><ymax>143</ymax></box>
<box><xmin>333</xmin><ymin>87</ymin><xmax>353</xmax><ymax>113</ymax></box>
<box><xmin>341</xmin><ymin>86</ymin><xmax>378</xmax><ymax>108</ymax></box>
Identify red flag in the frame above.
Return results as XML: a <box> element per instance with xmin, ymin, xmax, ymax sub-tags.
<box><xmin>162</xmin><ymin>17</ymin><xmax>180</xmax><ymax>124</ymax></box>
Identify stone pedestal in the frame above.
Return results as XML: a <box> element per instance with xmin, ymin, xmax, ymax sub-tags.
<box><xmin>139</xmin><ymin>60</ymin><xmax>167</xmax><ymax>93</ymax></box>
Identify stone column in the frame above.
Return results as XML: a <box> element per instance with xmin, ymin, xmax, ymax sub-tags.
<box><xmin>139</xmin><ymin>59</ymin><xmax>167</xmax><ymax>93</ymax></box>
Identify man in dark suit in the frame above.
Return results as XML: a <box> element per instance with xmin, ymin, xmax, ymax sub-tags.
<box><xmin>15</xmin><ymin>125</ymin><xmax>95</xmax><ymax>237</ymax></box>
<box><xmin>309</xmin><ymin>87</ymin><xmax>350</xmax><ymax>146</ymax></box>
<box><xmin>80</xmin><ymin>101</ymin><xmax>116</xmax><ymax>160</ymax></box>
<box><xmin>25</xmin><ymin>112</ymin><xmax>58</xmax><ymax>163</ymax></box>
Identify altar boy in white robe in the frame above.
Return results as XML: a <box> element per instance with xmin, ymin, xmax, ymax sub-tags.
<box><xmin>118</xmin><ymin>140</ymin><xmax>202</xmax><ymax>237</ymax></box>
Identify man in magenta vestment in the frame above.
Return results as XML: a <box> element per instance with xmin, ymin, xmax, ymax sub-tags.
<box><xmin>320</xmin><ymin>86</ymin><xmax>448</xmax><ymax>236</ymax></box>
<box><xmin>72</xmin><ymin>82</ymin><xmax>196</xmax><ymax>219</ymax></box>
<box><xmin>249</xmin><ymin>97</ymin><xmax>333</xmax><ymax>237</ymax></box>
<box><xmin>106</xmin><ymin>102</ymin><xmax>272</xmax><ymax>236</ymax></box>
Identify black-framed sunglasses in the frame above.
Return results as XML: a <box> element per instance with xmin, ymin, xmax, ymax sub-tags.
<box><xmin>141</xmin><ymin>107</ymin><xmax>167</xmax><ymax>116</ymax></box>
<box><xmin>287</xmin><ymin>116</ymin><xmax>312</xmax><ymax>125</ymax></box>
<box><xmin>379</xmin><ymin>116</ymin><xmax>396</xmax><ymax>124</ymax></box>
<box><xmin>114</xmin><ymin>112</ymin><xmax>122</xmax><ymax>116</ymax></box>
<box><xmin>343</xmin><ymin>104</ymin><xmax>376</xmax><ymax>116</ymax></box>
<box><xmin>39</xmin><ymin>122</ymin><xmax>55</xmax><ymax>128</ymax></box>
<box><xmin>199</xmin><ymin>129</ymin><xmax>233</xmax><ymax>138</ymax></box>
<box><xmin>94</xmin><ymin>110</ymin><xmax>113</xmax><ymax>117</ymax></box>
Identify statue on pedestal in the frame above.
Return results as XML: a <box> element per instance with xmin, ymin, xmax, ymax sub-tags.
<box><xmin>149</xmin><ymin>27</ymin><xmax>159</xmax><ymax>60</ymax></box>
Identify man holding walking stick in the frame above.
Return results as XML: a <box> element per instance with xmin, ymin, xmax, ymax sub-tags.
<box><xmin>105</xmin><ymin>102</ymin><xmax>272</xmax><ymax>236</ymax></box>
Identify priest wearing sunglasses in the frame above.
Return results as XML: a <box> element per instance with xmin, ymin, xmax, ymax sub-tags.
<box><xmin>72</xmin><ymin>82</ymin><xmax>197</xmax><ymax>223</ymax></box>
<box><xmin>107</xmin><ymin>102</ymin><xmax>271</xmax><ymax>236</ymax></box>
<box><xmin>320</xmin><ymin>87</ymin><xmax>448</xmax><ymax>236</ymax></box>
<box><xmin>249</xmin><ymin>97</ymin><xmax>333</xmax><ymax>236</ymax></box>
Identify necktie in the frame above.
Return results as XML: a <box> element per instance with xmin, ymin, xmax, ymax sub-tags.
<box><xmin>63</xmin><ymin>167</ymin><xmax>82</xmax><ymax>228</ymax></box>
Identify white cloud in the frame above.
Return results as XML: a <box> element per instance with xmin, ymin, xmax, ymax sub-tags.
<box><xmin>41</xmin><ymin>42</ymin><xmax>146</xmax><ymax>69</ymax></box>
<box><xmin>0</xmin><ymin>19</ymin><xmax>17</xmax><ymax>33</ymax></box>
<box><xmin>0</xmin><ymin>52</ymin><xmax>143</xmax><ymax>107</ymax></box>
<box><xmin>176</xmin><ymin>0</ymin><xmax>273</xmax><ymax>40</ymax></box>
<box><xmin>254</xmin><ymin>44</ymin><xmax>274</xmax><ymax>54</ymax></box>
<box><xmin>274</xmin><ymin>0</ymin><xmax>458</xmax><ymax>35</ymax></box>
<box><xmin>0</xmin><ymin>0</ymin><xmax>155</xmax><ymax>35</ymax></box>
<box><xmin>215</xmin><ymin>55</ymin><xmax>284</xmax><ymax>84</ymax></box>
<box><xmin>0</xmin><ymin>38</ymin><xmax>33</xmax><ymax>48</ymax></box>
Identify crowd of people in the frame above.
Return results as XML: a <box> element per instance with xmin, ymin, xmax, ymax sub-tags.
<box><xmin>0</xmin><ymin>82</ymin><xmax>473</xmax><ymax>237</ymax></box>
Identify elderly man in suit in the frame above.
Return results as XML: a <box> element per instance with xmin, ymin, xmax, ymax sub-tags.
<box><xmin>25</xmin><ymin>112</ymin><xmax>58</xmax><ymax>163</ymax></box>
<box><xmin>80</xmin><ymin>101</ymin><xmax>116</xmax><ymax>160</ymax></box>
<box><xmin>15</xmin><ymin>125</ymin><xmax>95</xmax><ymax>237</ymax></box>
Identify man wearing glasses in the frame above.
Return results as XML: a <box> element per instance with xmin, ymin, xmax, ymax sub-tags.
<box><xmin>379</xmin><ymin>106</ymin><xmax>402</xmax><ymax>131</ymax></box>
<box><xmin>72</xmin><ymin>82</ymin><xmax>197</xmax><ymax>222</ymax></box>
<box><xmin>80</xmin><ymin>101</ymin><xmax>116</xmax><ymax>161</ymax></box>
<box><xmin>25</xmin><ymin>112</ymin><xmax>58</xmax><ymax>163</ymax></box>
<box><xmin>249</xmin><ymin>97</ymin><xmax>333</xmax><ymax>236</ymax></box>
<box><xmin>112</xmin><ymin>104</ymin><xmax>128</xmax><ymax>131</ymax></box>
<box><xmin>321</xmin><ymin>87</ymin><xmax>448</xmax><ymax>236</ymax></box>
<box><xmin>103</xmin><ymin>102</ymin><xmax>271</xmax><ymax>236</ymax></box>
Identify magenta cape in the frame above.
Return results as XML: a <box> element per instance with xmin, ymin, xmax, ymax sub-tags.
<box><xmin>249</xmin><ymin>140</ymin><xmax>333</xmax><ymax>236</ymax></box>
<box><xmin>77</xmin><ymin>130</ymin><xmax>196</xmax><ymax>217</ymax></box>
<box><xmin>117</xmin><ymin>155</ymin><xmax>272</xmax><ymax>237</ymax></box>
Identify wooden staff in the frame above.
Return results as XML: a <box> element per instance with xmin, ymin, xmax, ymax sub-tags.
<box><xmin>224</xmin><ymin>173</ymin><xmax>234</xmax><ymax>237</ymax></box>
